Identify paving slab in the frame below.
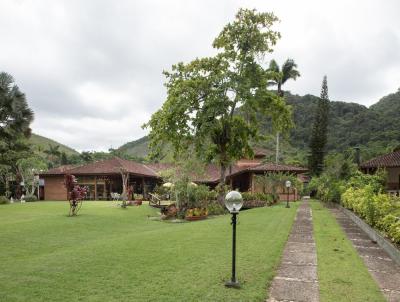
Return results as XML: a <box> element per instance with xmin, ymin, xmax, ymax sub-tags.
<box><xmin>330</xmin><ymin>208</ymin><xmax>400</xmax><ymax>301</ymax></box>
<box><xmin>268</xmin><ymin>279</ymin><xmax>319</xmax><ymax>302</ymax></box>
<box><xmin>276</xmin><ymin>264</ymin><xmax>318</xmax><ymax>281</ymax></box>
<box><xmin>281</xmin><ymin>250</ymin><xmax>317</xmax><ymax>266</ymax></box>
<box><xmin>266</xmin><ymin>200</ymin><xmax>319</xmax><ymax>302</ymax></box>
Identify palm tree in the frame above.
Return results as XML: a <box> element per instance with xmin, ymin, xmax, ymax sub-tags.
<box><xmin>267</xmin><ymin>59</ymin><xmax>300</xmax><ymax>163</ymax></box>
<box><xmin>268</xmin><ymin>59</ymin><xmax>300</xmax><ymax>96</ymax></box>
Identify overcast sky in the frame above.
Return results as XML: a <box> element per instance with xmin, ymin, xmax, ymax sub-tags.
<box><xmin>1</xmin><ymin>0</ymin><xmax>399</xmax><ymax>151</ymax></box>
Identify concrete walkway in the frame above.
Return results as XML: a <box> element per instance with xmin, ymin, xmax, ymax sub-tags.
<box><xmin>267</xmin><ymin>200</ymin><xmax>319</xmax><ymax>302</ymax></box>
<box><xmin>331</xmin><ymin>208</ymin><xmax>400</xmax><ymax>302</ymax></box>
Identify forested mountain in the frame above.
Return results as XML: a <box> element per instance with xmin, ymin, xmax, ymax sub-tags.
<box><xmin>29</xmin><ymin>133</ymin><xmax>79</xmax><ymax>156</ymax></box>
<box><xmin>117</xmin><ymin>89</ymin><xmax>400</xmax><ymax>165</ymax></box>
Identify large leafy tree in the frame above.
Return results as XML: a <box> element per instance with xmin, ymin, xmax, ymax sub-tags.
<box><xmin>0</xmin><ymin>72</ymin><xmax>34</xmax><ymax>198</ymax></box>
<box><xmin>144</xmin><ymin>9</ymin><xmax>293</xmax><ymax>195</ymax></box>
<box><xmin>17</xmin><ymin>156</ymin><xmax>47</xmax><ymax>196</ymax></box>
<box><xmin>309</xmin><ymin>76</ymin><xmax>330</xmax><ymax>175</ymax></box>
<box><xmin>267</xmin><ymin>59</ymin><xmax>300</xmax><ymax>163</ymax></box>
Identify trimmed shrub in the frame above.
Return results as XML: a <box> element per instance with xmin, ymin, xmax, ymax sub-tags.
<box><xmin>0</xmin><ymin>196</ymin><xmax>9</xmax><ymax>205</ymax></box>
<box><xmin>342</xmin><ymin>187</ymin><xmax>400</xmax><ymax>244</ymax></box>
<box><xmin>25</xmin><ymin>194</ymin><xmax>38</xmax><ymax>202</ymax></box>
<box><xmin>241</xmin><ymin>192</ymin><xmax>272</xmax><ymax>207</ymax></box>
<box><xmin>207</xmin><ymin>202</ymin><xmax>226</xmax><ymax>215</ymax></box>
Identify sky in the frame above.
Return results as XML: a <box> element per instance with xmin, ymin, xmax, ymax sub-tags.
<box><xmin>1</xmin><ymin>0</ymin><xmax>399</xmax><ymax>152</ymax></box>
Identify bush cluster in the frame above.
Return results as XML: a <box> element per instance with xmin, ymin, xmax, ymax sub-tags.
<box><xmin>24</xmin><ymin>194</ymin><xmax>38</xmax><ymax>202</ymax></box>
<box><xmin>0</xmin><ymin>196</ymin><xmax>9</xmax><ymax>205</ymax></box>
<box><xmin>342</xmin><ymin>186</ymin><xmax>400</xmax><ymax>244</ymax></box>
<box><xmin>241</xmin><ymin>192</ymin><xmax>273</xmax><ymax>207</ymax></box>
<box><xmin>207</xmin><ymin>202</ymin><xmax>226</xmax><ymax>215</ymax></box>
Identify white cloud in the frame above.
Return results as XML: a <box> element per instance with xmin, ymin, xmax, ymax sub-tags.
<box><xmin>1</xmin><ymin>0</ymin><xmax>399</xmax><ymax>151</ymax></box>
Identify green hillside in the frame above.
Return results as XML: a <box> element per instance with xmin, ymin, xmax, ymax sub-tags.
<box><xmin>116</xmin><ymin>136</ymin><xmax>150</xmax><ymax>158</ymax></box>
<box><xmin>117</xmin><ymin>90</ymin><xmax>400</xmax><ymax>165</ymax></box>
<box><xmin>29</xmin><ymin>133</ymin><xmax>79</xmax><ymax>156</ymax></box>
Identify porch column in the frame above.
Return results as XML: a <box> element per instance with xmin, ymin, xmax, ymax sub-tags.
<box><xmin>250</xmin><ymin>173</ymin><xmax>255</xmax><ymax>193</ymax></box>
<box><xmin>94</xmin><ymin>176</ymin><xmax>97</xmax><ymax>200</ymax></box>
<box><xmin>142</xmin><ymin>177</ymin><xmax>146</xmax><ymax>200</ymax></box>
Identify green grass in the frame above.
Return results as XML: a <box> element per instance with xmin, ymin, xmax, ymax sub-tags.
<box><xmin>0</xmin><ymin>201</ymin><xmax>298</xmax><ymax>302</ymax></box>
<box><xmin>310</xmin><ymin>201</ymin><xmax>385</xmax><ymax>302</ymax></box>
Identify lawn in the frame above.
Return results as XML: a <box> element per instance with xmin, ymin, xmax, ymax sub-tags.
<box><xmin>310</xmin><ymin>201</ymin><xmax>385</xmax><ymax>302</ymax></box>
<box><xmin>0</xmin><ymin>201</ymin><xmax>298</xmax><ymax>302</ymax></box>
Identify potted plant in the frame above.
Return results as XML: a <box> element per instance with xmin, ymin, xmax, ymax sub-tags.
<box><xmin>185</xmin><ymin>207</ymin><xmax>208</xmax><ymax>221</ymax></box>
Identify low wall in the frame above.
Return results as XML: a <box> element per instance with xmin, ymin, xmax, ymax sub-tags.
<box><xmin>339</xmin><ymin>206</ymin><xmax>400</xmax><ymax>266</ymax></box>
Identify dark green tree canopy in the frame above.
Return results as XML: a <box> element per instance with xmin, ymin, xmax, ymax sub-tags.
<box><xmin>144</xmin><ymin>9</ymin><xmax>293</xmax><ymax>186</ymax></box>
<box><xmin>0</xmin><ymin>72</ymin><xmax>34</xmax><ymax>140</ymax></box>
<box><xmin>309</xmin><ymin>75</ymin><xmax>330</xmax><ymax>175</ymax></box>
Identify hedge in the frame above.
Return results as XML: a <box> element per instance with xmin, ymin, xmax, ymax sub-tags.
<box><xmin>342</xmin><ymin>186</ymin><xmax>400</xmax><ymax>245</ymax></box>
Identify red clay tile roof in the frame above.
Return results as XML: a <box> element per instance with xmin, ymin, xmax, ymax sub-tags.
<box><xmin>360</xmin><ymin>150</ymin><xmax>400</xmax><ymax>168</ymax></box>
<box><xmin>227</xmin><ymin>162</ymin><xmax>308</xmax><ymax>179</ymax></box>
<box><xmin>39</xmin><ymin>157</ymin><xmax>308</xmax><ymax>182</ymax></box>
<box><xmin>42</xmin><ymin>158</ymin><xmax>158</xmax><ymax>178</ymax></box>
<box><xmin>42</xmin><ymin>165</ymin><xmax>80</xmax><ymax>175</ymax></box>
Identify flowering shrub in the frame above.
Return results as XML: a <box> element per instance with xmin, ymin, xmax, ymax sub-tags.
<box><xmin>186</xmin><ymin>208</ymin><xmax>208</xmax><ymax>217</ymax></box>
<box><xmin>64</xmin><ymin>174</ymin><xmax>87</xmax><ymax>216</ymax></box>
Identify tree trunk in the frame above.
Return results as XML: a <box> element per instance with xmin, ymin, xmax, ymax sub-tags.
<box><xmin>15</xmin><ymin>172</ymin><xmax>22</xmax><ymax>199</ymax></box>
<box><xmin>275</xmin><ymin>132</ymin><xmax>280</xmax><ymax>164</ymax></box>
<box><xmin>217</xmin><ymin>164</ymin><xmax>227</xmax><ymax>206</ymax></box>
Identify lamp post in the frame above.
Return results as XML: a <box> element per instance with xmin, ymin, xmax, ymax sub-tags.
<box><xmin>224</xmin><ymin>191</ymin><xmax>243</xmax><ymax>289</ymax></box>
<box><xmin>285</xmin><ymin>180</ymin><xmax>291</xmax><ymax>208</ymax></box>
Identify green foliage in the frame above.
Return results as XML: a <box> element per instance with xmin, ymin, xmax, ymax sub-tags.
<box><xmin>206</xmin><ymin>201</ymin><xmax>226</xmax><ymax>215</ymax></box>
<box><xmin>306</xmin><ymin>152</ymin><xmax>360</xmax><ymax>202</ymax></box>
<box><xmin>254</xmin><ymin>172</ymin><xmax>302</xmax><ymax>201</ymax></box>
<box><xmin>24</xmin><ymin>194</ymin><xmax>38</xmax><ymax>202</ymax></box>
<box><xmin>241</xmin><ymin>192</ymin><xmax>270</xmax><ymax>208</ymax></box>
<box><xmin>342</xmin><ymin>188</ymin><xmax>400</xmax><ymax>244</ymax></box>
<box><xmin>0</xmin><ymin>72</ymin><xmax>34</xmax><ymax>198</ymax></box>
<box><xmin>119</xmin><ymin>88</ymin><xmax>400</xmax><ymax>166</ymax></box>
<box><xmin>144</xmin><ymin>9</ymin><xmax>293</xmax><ymax>189</ymax></box>
<box><xmin>309</xmin><ymin>76</ymin><xmax>330</xmax><ymax>175</ymax></box>
<box><xmin>30</xmin><ymin>134</ymin><xmax>78</xmax><ymax>157</ymax></box>
<box><xmin>17</xmin><ymin>156</ymin><xmax>47</xmax><ymax>196</ymax></box>
<box><xmin>0</xmin><ymin>195</ymin><xmax>9</xmax><ymax>204</ymax></box>
<box><xmin>268</xmin><ymin>59</ymin><xmax>300</xmax><ymax>97</ymax></box>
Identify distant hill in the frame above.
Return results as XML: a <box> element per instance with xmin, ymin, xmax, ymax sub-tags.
<box><xmin>117</xmin><ymin>89</ymin><xmax>400</xmax><ymax>165</ymax></box>
<box><xmin>29</xmin><ymin>133</ymin><xmax>79</xmax><ymax>156</ymax></box>
<box><xmin>116</xmin><ymin>136</ymin><xmax>150</xmax><ymax>158</ymax></box>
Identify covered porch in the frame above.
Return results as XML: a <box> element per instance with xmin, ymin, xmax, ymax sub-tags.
<box><xmin>75</xmin><ymin>174</ymin><xmax>160</xmax><ymax>200</ymax></box>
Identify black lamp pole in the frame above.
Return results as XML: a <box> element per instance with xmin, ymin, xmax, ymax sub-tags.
<box><xmin>286</xmin><ymin>186</ymin><xmax>290</xmax><ymax>208</ymax></box>
<box><xmin>225</xmin><ymin>212</ymin><xmax>240</xmax><ymax>288</ymax></box>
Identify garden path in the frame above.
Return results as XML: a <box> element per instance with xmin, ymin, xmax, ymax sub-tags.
<box><xmin>266</xmin><ymin>199</ymin><xmax>319</xmax><ymax>302</ymax></box>
<box><xmin>331</xmin><ymin>208</ymin><xmax>400</xmax><ymax>302</ymax></box>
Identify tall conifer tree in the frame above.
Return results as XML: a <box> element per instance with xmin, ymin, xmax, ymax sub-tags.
<box><xmin>309</xmin><ymin>76</ymin><xmax>329</xmax><ymax>175</ymax></box>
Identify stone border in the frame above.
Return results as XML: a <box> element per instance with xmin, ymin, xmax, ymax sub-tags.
<box><xmin>339</xmin><ymin>206</ymin><xmax>400</xmax><ymax>266</ymax></box>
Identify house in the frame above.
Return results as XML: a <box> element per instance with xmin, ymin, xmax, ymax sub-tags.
<box><xmin>360</xmin><ymin>149</ymin><xmax>400</xmax><ymax>195</ymax></box>
<box><xmin>39</xmin><ymin>151</ymin><xmax>308</xmax><ymax>201</ymax></box>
